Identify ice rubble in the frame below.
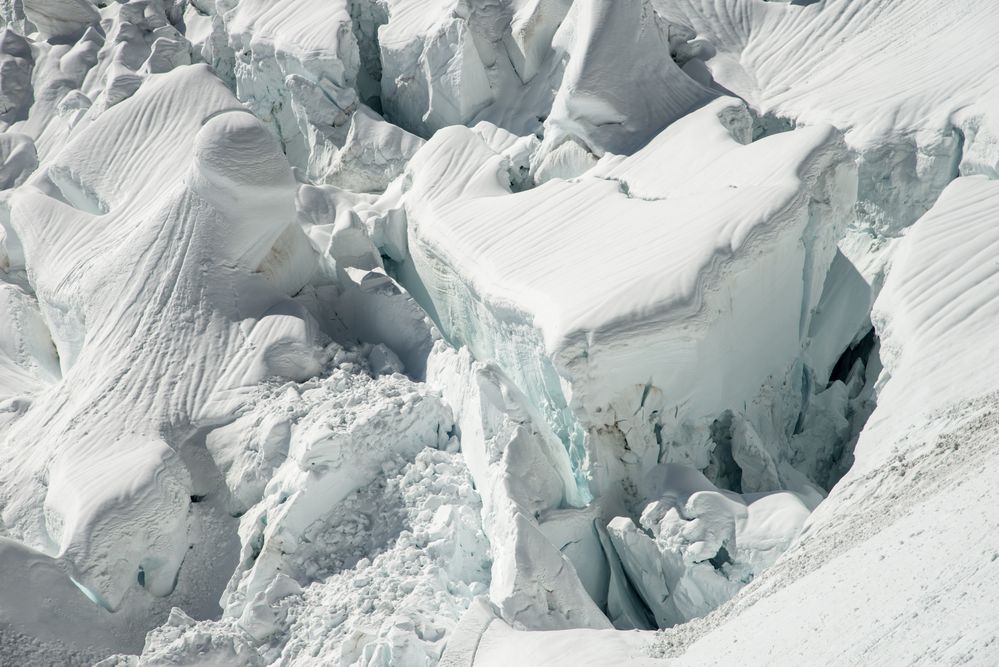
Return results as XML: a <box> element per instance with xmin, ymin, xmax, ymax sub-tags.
<box><xmin>1</xmin><ymin>0</ymin><xmax>998</xmax><ymax>665</ymax></box>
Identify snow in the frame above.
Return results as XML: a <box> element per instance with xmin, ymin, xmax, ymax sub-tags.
<box><xmin>22</xmin><ymin>0</ymin><xmax>98</xmax><ymax>41</ymax></box>
<box><xmin>657</xmin><ymin>0</ymin><xmax>999</xmax><ymax>148</ymax></box>
<box><xmin>647</xmin><ymin>178</ymin><xmax>999</xmax><ymax>660</ymax></box>
<box><xmin>2</xmin><ymin>1</ymin><xmax>999</xmax><ymax>665</ymax></box>
<box><xmin>402</xmin><ymin>97</ymin><xmax>856</xmax><ymax>513</ymax></box>
<box><xmin>427</xmin><ymin>342</ymin><xmax>607</xmax><ymax>631</ymax></box>
<box><xmin>537</xmin><ymin>0</ymin><xmax>713</xmax><ymax>163</ymax></box>
<box><xmin>606</xmin><ymin>465</ymin><xmax>810</xmax><ymax>628</ymax></box>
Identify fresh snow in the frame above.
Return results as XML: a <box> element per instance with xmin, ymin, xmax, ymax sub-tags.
<box><xmin>1</xmin><ymin>0</ymin><xmax>998</xmax><ymax>666</ymax></box>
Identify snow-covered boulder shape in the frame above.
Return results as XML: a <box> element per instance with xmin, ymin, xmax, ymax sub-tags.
<box><xmin>532</xmin><ymin>0</ymin><xmax>714</xmax><ymax>181</ymax></box>
<box><xmin>646</xmin><ymin>177</ymin><xmax>999</xmax><ymax>666</ymax></box>
<box><xmin>606</xmin><ymin>464</ymin><xmax>810</xmax><ymax>627</ymax></box>
<box><xmin>0</xmin><ymin>64</ymin><xmax>321</xmax><ymax>620</ymax></box>
<box><xmin>402</xmin><ymin>97</ymin><xmax>855</xmax><ymax>514</ymax></box>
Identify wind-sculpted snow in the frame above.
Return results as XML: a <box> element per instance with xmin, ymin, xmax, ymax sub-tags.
<box><xmin>638</xmin><ymin>176</ymin><xmax>999</xmax><ymax>666</ymax></box>
<box><xmin>0</xmin><ymin>64</ymin><xmax>316</xmax><ymax>619</ymax></box>
<box><xmin>403</xmin><ymin>98</ymin><xmax>856</xmax><ymax>514</ymax></box>
<box><xmin>2</xmin><ymin>0</ymin><xmax>999</xmax><ymax>665</ymax></box>
<box><xmin>658</xmin><ymin>0</ymin><xmax>999</xmax><ymax>145</ymax></box>
<box><xmin>660</xmin><ymin>0</ymin><xmax>999</xmax><ymax>239</ymax></box>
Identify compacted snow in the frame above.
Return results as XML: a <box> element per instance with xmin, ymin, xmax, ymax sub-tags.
<box><xmin>0</xmin><ymin>0</ymin><xmax>997</xmax><ymax>665</ymax></box>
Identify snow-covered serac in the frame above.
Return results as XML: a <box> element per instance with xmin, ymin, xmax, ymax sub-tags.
<box><xmin>0</xmin><ymin>0</ymin><xmax>998</xmax><ymax>666</ymax></box>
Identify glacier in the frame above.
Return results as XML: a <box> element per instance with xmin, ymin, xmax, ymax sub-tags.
<box><xmin>0</xmin><ymin>0</ymin><xmax>998</xmax><ymax>665</ymax></box>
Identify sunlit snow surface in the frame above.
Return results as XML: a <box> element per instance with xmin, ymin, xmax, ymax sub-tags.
<box><xmin>0</xmin><ymin>0</ymin><xmax>998</xmax><ymax>665</ymax></box>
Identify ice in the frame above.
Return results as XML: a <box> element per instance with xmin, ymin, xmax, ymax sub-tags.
<box><xmin>22</xmin><ymin>0</ymin><xmax>98</xmax><ymax>41</ymax></box>
<box><xmin>441</xmin><ymin>600</ymin><xmax>658</xmax><ymax>667</ymax></box>
<box><xmin>217</xmin><ymin>362</ymin><xmax>455</xmax><ymax>618</ymax></box>
<box><xmin>3</xmin><ymin>0</ymin><xmax>999</xmax><ymax>664</ymax></box>
<box><xmin>427</xmin><ymin>342</ymin><xmax>609</xmax><ymax>630</ymax></box>
<box><xmin>0</xmin><ymin>279</ymin><xmax>58</xmax><ymax>400</ymax></box>
<box><xmin>605</xmin><ymin>465</ymin><xmax>810</xmax><ymax>627</ymax></box>
<box><xmin>0</xmin><ymin>63</ymin><xmax>320</xmax><ymax>637</ymax></box>
<box><xmin>378</xmin><ymin>0</ymin><xmax>496</xmax><ymax>137</ymax></box>
<box><xmin>326</xmin><ymin>105</ymin><xmax>426</xmax><ymax>193</ymax></box>
<box><xmin>532</xmin><ymin>0</ymin><xmax>714</xmax><ymax>178</ymax></box>
<box><xmin>659</xmin><ymin>0</ymin><xmax>999</xmax><ymax>298</ymax></box>
<box><xmin>401</xmin><ymin>97</ymin><xmax>856</xmax><ymax>513</ymax></box>
<box><xmin>646</xmin><ymin>176</ymin><xmax>999</xmax><ymax>665</ymax></box>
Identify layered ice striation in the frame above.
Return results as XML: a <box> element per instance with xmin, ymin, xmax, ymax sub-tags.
<box><xmin>389</xmin><ymin>93</ymin><xmax>881</xmax><ymax>629</ymax></box>
<box><xmin>401</xmin><ymin>97</ymin><xmax>857</xmax><ymax>516</ymax></box>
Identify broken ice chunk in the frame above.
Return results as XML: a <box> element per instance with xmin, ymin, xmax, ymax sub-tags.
<box><xmin>606</xmin><ymin>464</ymin><xmax>810</xmax><ymax>627</ymax></box>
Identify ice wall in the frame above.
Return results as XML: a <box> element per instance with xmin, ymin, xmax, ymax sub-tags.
<box><xmin>402</xmin><ymin>98</ymin><xmax>857</xmax><ymax>515</ymax></box>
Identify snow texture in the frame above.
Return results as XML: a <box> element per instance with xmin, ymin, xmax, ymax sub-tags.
<box><xmin>1</xmin><ymin>0</ymin><xmax>998</xmax><ymax>665</ymax></box>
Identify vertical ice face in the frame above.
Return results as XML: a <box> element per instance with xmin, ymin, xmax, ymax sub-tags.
<box><xmin>535</xmin><ymin>0</ymin><xmax>714</xmax><ymax>169</ymax></box>
<box><xmin>427</xmin><ymin>343</ymin><xmax>609</xmax><ymax>631</ymax></box>
<box><xmin>401</xmin><ymin>98</ymin><xmax>857</xmax><ymax>512</ymax></box>
<box><xmin>390</xmin><ymin>97</ymin><xmax>864</xmax><ymax>630</ymax></box>
<box><xmin>202</xmin><ymin>0</ymin><xmax>363</xmax><ymax>181</ymax></box>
